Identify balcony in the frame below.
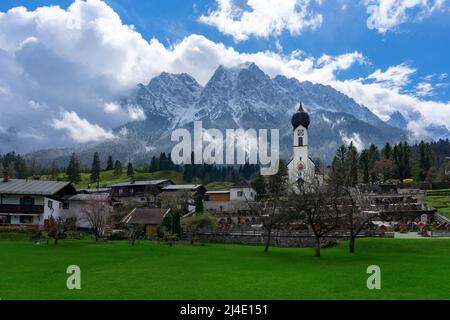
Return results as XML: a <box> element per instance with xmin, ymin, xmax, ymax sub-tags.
<box><xmin>0</xmin><ymin>204</ymin><xmax>44</xmax><ymax>214</ymax></box>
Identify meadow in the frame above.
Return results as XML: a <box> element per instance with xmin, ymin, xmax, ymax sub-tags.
<box><xmin>1</xmin><ymin>236</ymin><xmax>449</xmax><ymax>300</ymax></box>
<box><xmin>426</xmin><ymin>189</ymin><xmax>450</xmax><ymax>218</ymax></box>
<box><xmin>40</xmin><ymin>169</ymin><xmax>231</xmax><ymax>191</ymax></box>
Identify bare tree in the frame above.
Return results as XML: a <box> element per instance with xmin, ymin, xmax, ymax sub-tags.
<box><xmin>159</xmin><ymin>190</ymin><xmax>191</xmax><ymax>209</ymax></box>
<box><xmin>81</xmin><ymin>194</ymin><xmax>112</xmax><ymax>241</ymax></box>
<box><xmin>128</xmin><ymin>223</ymin><xmax>145</xmax><ymax>246</ymax></box>
<box><xmin>290</xmin><ymin>180</ymin><xmax>341</xmax><ymax>257</ymax></box>
<box><xmin>259</xmin><ymin>199</ymin><xmax>295</xmax><ymax>253</ymax></box>
<box><xmin>337</xmin><ymin>186</ymin><xmax>380</xmax><ymax>253</ymax></box>
<box><xmin>44</xmin><ymin>215</ymin><xmax>68</xmax><ymax>245</ymax></box>
<box><xmin>247</xmin><ymin>161</ymin><xmax>293</xmax><ymax>253</ymax></box>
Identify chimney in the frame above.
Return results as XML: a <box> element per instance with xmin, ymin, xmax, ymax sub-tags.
<box><xmin>3</xmin><ymin>170</ymin><xmax>9</xmax><ymax>183</ymax></box>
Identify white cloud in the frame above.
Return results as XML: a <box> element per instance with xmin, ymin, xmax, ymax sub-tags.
<box><xmin>364</xmin><ymin>0</ymin><xmax>446</xmax><ymax>33</ymax></box>
<box><xmin>51</xmin><ymin>111</ymin><xmax>116</xmax><ymax>143</ymax></box>
<box><xmin>340</xmin><ymin>132</ymin><xmax>365</xmax><ymax>151</ymax></box>
<box><xmin>104</xmin><ymin>102</ymin><xmax>121</xmax><ymax>113</ymax></box>
<box><xmin>127</xmin><ymin>105</ymin><xmax>146</xmax><ymax>121</ymax></box>
<box><xmin>331</xmin><ymin>78</ymin><xmax>450</xmax><ymax>140</ymax></box>
<box><xmin>199</xmin><ymin>0</ymin><xmax>323</xmax><ymax>41</ymax></box>
<box><xmin>0</xmin><ymin>0</ymin><xmax>448</xmax><ymax>152</ymax></box>
<box><xmin>367</xmin><ymin>63</ymin><xmax>415</xmax><ymax>89</ymax></box>
<box><xmin>415</xmin><ymin>82</ymin><xmax>434</xmax><ymax>97</ymax></box>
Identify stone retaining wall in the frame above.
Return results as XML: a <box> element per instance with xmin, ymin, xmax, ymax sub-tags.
<box><xmin>191</xmin><ymin>232</ymin><xmax>358</xmax><ymax>247</ymax></box>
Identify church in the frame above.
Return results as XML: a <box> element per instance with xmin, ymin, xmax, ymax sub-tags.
<box><xmin>287</xmin><ymin>103</ymin><xmax>323</xmax><ymax>191</ymax></box>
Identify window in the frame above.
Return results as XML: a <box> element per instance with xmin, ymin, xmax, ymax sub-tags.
<box><xmin>63</xmin><ymin>203</ymin><xmax>69</xmax><ymax>210</ymax></box>
<box><xmin>298</xmin><ymin>137</ymin><xmax>303</xmax><ymax>146</ymax></box>
<box><xmin>47</xmin><ymin>200</ymin><xmax>53</xmax><ymax>209</ymax></box>
<box><xmin>20</xmin><ymin>197</ymin><xmax>35</xmax><ymax>206</ymax></box>
<box><xmin>19</xmin><ymin>216</ymin><xmax>33</xmax><ymax>224</ymax></box>
<box><xmin>237</xmin><ymin>191</ymin><xmax>244</xmax><ymax>197</ymax></box>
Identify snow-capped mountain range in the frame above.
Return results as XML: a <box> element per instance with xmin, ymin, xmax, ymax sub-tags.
<box><xmin>28</xmin><ymin>63</ymin><xmax>413</xmax><ymax>167</ymax></box>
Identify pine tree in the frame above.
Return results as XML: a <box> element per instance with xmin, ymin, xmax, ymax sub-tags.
<box><xmin>382</xmin><ymin>142</ymin><xmax>392</xmax><ymax>160</ymax></box>
<box><xmin>127</xmin><ymin>162</ymin><xmax>135</xmax><ymax>178</ymax></box>
<box><xmin>159</xmin><ymin>153</ymin><xmax>168</xmax><ymax>170</ymax></box>
<box><xmin>329</xmin><ymin>145</ymin><xmax>347</xmax><ymax>187</ymax></box>
<box><xmin>368</xmin><ymin>144</ymin><xmax>380</xmax><ymax>183</ymax></box>
<box><xmin>183</xmin><ymin>164</ymin><xmax>193</xmax><ymax>182</ymax></box>
<box><xmin>195</xmin><ymin>196</ymin><xmax>204</xmax><ymax>213</ymax></box>
<box><xmin>106</xmin><ymin>156</ymin><xmax>114</xmax><ymax>171</ymax></box>
<box><xmin>50</xmin><ymin>162</ymin><xmax>59</xmax><ymax>181</ymax></box>
<box><xmin>251</xmin><ymin>172</ymin><xmax>266</xmax><ymax>197</ymax></box>
<box><xmin>359</xmin><ymin>149</ymin><xmax>370</xmax><ymax>184</ymax></box>
<box><xmin>66</xmin><ymin>153</ymin><xmax>81</xmax><ymax>183</ymax></box>
<box><xmin>14</xmin><ymin>155</ymin><xmax>28</xmax><ymax>179</ymax></box>
<box><xmin>397</xmin><ymin>142</ymin><xmax>412</xmax><ymax>180</ymax></box>
<box><xmin>267</xmin><ymin>160</ymin><xmax>288</xmax><ymax>195</ymax></box>
<box><xmin>346</xmin><ymin>143</ymin><xmax>359</xmax><ymax>186</ymax></box>
<box><xmin>419</xmin><ymin>141</ymin><xmax>433</xmax><ymax>181</ymax></box>
<box><xmin>113</xmin><ymin>160</ymin><xmax>123</xmax><ymax>176</ymax></box>
<box><xmin>90</xmin><ymin>152</ymin><xmax>101</xmax><ymax>183</ymax></box>
<box><xmin>149</xmin><ymin>156</ymin><xmax>159</xmax><ymax>172</ymax></box>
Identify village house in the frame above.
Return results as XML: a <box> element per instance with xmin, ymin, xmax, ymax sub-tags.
<box><xmin>204</xmin><ymin>182</ymin><xmax>257</xmax><ymax>214</ymax></box>
<box><xmin>158</xmin><ymin>184</ymin><xmax>207</xmax><ymax>212</ymax></box>
<box><xmin>61</xmin><ymin>193</ymin><xmax>112</xmax><ymax>229</ymax></box>
<box><xmin>121</xmin><ymin>207</ymin><xmax>171</xmax><ymax>237</ymax></box>
<box><xmin>0</xmin><ymin>170</ymin><xmax>77</xmax><ymax>227</ymax></box>
<box><xmin>107</xmin><ymin>179</ymin><xmax>174</xmax><ymax>205</ymax></box>
<box><xmin>160</xmin><ymin>184</ymin><xmax>206</xmax><ymax>196</ymax></box>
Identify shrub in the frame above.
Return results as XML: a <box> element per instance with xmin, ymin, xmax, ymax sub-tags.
<box><xmin>181</xmin><ymin>213</ymin><xmax>217</xmax><ymax>245</ymax></box>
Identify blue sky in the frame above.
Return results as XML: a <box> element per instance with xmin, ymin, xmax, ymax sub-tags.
<box><xmin>2</xmin><ymin>0</ymin><xmax>448</xmax><ymax>99</ymax></box>
<box><xmin>0</xmin><ymin>0</ymin><xmax>449</xmax><ymax>152</ymax></box>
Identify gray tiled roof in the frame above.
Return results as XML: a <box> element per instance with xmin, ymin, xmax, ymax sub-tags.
<box><xmin>121</xmin><ymin>208</ymin><xmax>170</xmax><ymax>225</ymax></box>
<box><xmin>162</xmin><ymin>184</ymin><xmax>203</xmax><ymax>191</ymax></box>
<box><xmin>0</xmin><ymin>179</ymin><xmax>73</xmax><ymax>196</ymax></box>
<box><xmin>63</xmin><ymin>193</ymin><xmax>110</xmax><ymax>201</ymax></box>
<box><xmin>107</xmin><ymin>180</ymin><xmax>171</xmax><ymax>188</ymax></box>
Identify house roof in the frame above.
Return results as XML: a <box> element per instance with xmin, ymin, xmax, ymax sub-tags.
<box><xmin>162</xmin><ymin>184</ymin><xmax>204</xmax><ymax>191</ymax></box>
<box><xmin>63</xmin><ymin>193</ymin><xmax>110</xmax><ymax>202</ymax></box>
<box><xmin>121</xmin><ymin>207</ymin><xmax>170</xmax><ymax>225</ymax></box>
<box><xmin>0</xmin><ymin>179</ymin><xmax>75</xmax><ymax>196</ymax></box>
<box><xmin>206</xmin><ymin>190</ymin><xmax>230</xmax><ymax>194</ymax></box>
<box><xmin>107</xmin><ymin>180</ymin><xmax>172</xmax><ymax>188</ymax></box>
<box><xmin>78</xmin><ymin>188</ymin><xmax>111</xmax><ymax>194</ymax></box>
<box><xmin>230</xmin><ymin>180</ymin><xmax>251</xmax><ymax>188</ymax></box>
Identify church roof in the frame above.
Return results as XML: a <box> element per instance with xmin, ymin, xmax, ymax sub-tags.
<box><xmin>291</xmin><ymin>102</ymin><xmax>310</xmax><ymax>130</ymax></box>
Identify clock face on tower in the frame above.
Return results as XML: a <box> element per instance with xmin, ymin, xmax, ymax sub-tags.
<box><xmin>297</xmin><ymin>129</ymin><xmax>305</xmax><ymax>137</ymax></box>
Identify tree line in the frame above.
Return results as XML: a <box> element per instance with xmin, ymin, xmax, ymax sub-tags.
<box><xmin>63</xmin><ymin>151</ymin><xmax>259</xmax><ymax>184</ymax></box>
<box><xmin>1</xmin><ymin>138</ymin><xmax>448</xmax><ymax>184</ymax></box>
<box><xmin>334</xmin><ymin>140</ymin><xmax>449</xmax><ymax>185</ymax></box>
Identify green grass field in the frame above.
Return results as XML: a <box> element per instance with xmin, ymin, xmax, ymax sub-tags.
<box><xmin>1</xmin><ymin>237</ymin><xmax>449</xmax><ymax>300</ymax></box>
<box><xmin>41</xmin><ymin>169</ymin><xmax>185</xmax><ymax>189</ymax></box>
<box><xmin>426</xmin><ymin>189</ymin><xmax>450</xmax><ymax>218</ymax></box>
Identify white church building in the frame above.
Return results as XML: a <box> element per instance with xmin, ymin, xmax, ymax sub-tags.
<box><xmin>287</xmin><ymin>103</ymin><xmax>323</xmax><ymax>191</ymax></box>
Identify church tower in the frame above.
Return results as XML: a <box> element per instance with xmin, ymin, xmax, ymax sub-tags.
<box><xmin>288</xmin><ymin>102</ymin><xmax>314</xmax><ymax>188</ymax></box>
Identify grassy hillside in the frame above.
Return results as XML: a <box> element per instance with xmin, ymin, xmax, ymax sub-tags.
<box><xmin>205</xmin><ymin>181</ymin><xmax>233</xmax><ymax>191</ymax></box>
<box><xmin>426</xmin><ymin>189</ymin><xmax>450</xmax><ymax>218</ymax></box>
<box><xmin>41</xmin><ymin>170</ymin><xmax>184</xmax><ymax>189</ymax></box>
<box><xmin>1</xmin><ymin>238</ymin><xmax>449</xmax><ymax>299</ymax></box>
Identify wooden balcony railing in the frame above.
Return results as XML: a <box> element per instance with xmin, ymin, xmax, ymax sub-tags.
<box><xmin>0</xmin><ymin>204</ymin><xmax>44</xmax><ymax>214</ymax></box>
